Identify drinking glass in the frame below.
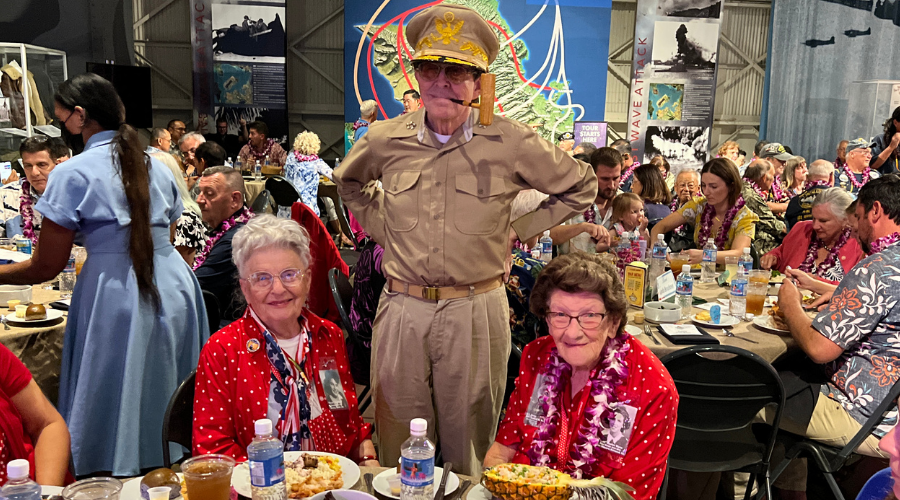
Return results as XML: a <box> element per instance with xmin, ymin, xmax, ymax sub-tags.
<box><xmin>73</xmin><ymin>247</ymin><xmax>87</xmax><ymax>276</ymax></box>
<box><xmin>746</xmin><ymin>281</ymin><xmax>768</xmax><ymax>316</ymax></box>
<box><xmin>62</xmin><ymin>477</ymin><xmax>122</xmax><ymax>500</ymax></box>
<box><xmin>182</xmin><ymin>454</ymin><xmax>235</xmax><ymax>500</ymax></box>
<box><xmin>670</xmin><ymin>251</ymin><xmax>690</xmax><ymax>276</ymax></box>
<box><xmin>749</xmin><ymin>269</ymin><xmax>771</xmax><ymax>285</ymax></box>
<box><xmin>725</xmin><ymin>256</ymin><xmax>740</xmax><ymax>284</ymax></box>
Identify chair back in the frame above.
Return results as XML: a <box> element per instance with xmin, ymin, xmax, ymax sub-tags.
<box><xmin>250</xmin><ymin>189</ymin><xmax>272</xmax><ymax>214</ymax></box>
<box><xmin>660</xmin><ymin>345</ymin><xmax>785</xmax><ymax>459</ymax></box>
<box><xmin>161</xmin><ymin>370</ymin><xmax>196</xmax><ymax>468</ymax></box>
<box><xmin>265</xmin><ymin>176</ymin><xmax>301</xmax><ymax>210</ymax></box>
<box><xmin>201</xmin><ymin>289</ymin><xmax>221</xmax><ymax>332</ymax></box>
<box><xmin>327</xmin><ymin>268</ymin><xmax>357</xmax><ymax>343</ymax></box>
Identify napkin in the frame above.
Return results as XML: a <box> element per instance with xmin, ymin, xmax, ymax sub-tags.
<box><xmin>656</xmin><ymin>324</ymin><xmax>720</xmax><ymax>345</ymax></box>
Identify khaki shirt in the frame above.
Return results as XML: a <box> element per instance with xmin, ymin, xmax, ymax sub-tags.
<box><xmin>335</xmin><ymin>109</ymin><xmax>597</xmax><ymax>287</ymax></box>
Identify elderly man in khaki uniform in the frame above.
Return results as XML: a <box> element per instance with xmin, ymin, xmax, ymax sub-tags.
<box><xmin>335</xmin><ymin>4</ymin><xmax>597</xmax><ymax>475</ymax></box>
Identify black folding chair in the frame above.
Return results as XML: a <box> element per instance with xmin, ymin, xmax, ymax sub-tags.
<box><xmin>201</xmin><ymin>289</ymin><xmax>220</xmax><ymax>333</ymax></box>
<box><xmin>659</xmin><ymin>345</ymin><xmax>785</xmax><ymax>500</ymax></box>
<box><xmin>265</xmin><ymin>176</ymin><xmax>300</xmax><ymax>213</ymax></box>
<box><xmin>503</xmin><ymin>343</ymin><xmax>523</xmax><ymax>412</ymax></box>
<box><xmin>764</xmin><ymin>378</ymin><xmax>900</xmax><ymax>500</ymax></box>
<box><xmin>327</xmin><ymin>268</ymin><xmax>371</xmax><ymax>413</ymax></box>
<box><xmin>161</xmin><ymin>370</ymin><xmax>196</xmax><ymax>468</ymax></box>
<box><xmin>249</xmin><ymin>189</ymin><xmax>272</xmax><ymax>214</ymax></box>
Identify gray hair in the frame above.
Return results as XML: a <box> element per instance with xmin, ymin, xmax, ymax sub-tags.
<box><xmin>743</xmin><ymin>159</ymin><xmax>772</xmax><ymax>182</ymax></box>
<box><xmin>232</xmin><ymin>214</ymin><xmax>311</xmax><ymax>276</ymax></box>
<box><xmin>179</xmin><ymin>131</ymin><xmax>206</xmax><ymax>147</ymax></box>
<box><xmin>151</xmin><ymin>127</ymin><xmax>169</xmax><ymax>142</ymax></box>
<box><xmin>812</xmin><ymin>187</ymin><xmax>853</xmax><ymax>221</ymax></box>
<box><xmin>676</xmin><ymin>169</ymin><xmax>700</xmax><ymax>183</ymax></box>
<box><xmin>808</xmin><ymin>159</ymin><xmax>834</xmax><ymax>180</ymax></box>
<box><xmin>360</xmin><ymin>100</ymin><xmax>377</xmax><ymax>120</ymax></box>
<box><xmin>202</xmin><ymin>165</ymin><xmax>245</xmax><ymax>195</ymax></box>
<box><xmin>150</xmin><ymin>152</ymin><xmax>201</xmax><ymax>216</ymax></box>
<box><xmin>610</xmin><ymin>139</ymin><xmax>631</xmax><ymax>156</ymax></box>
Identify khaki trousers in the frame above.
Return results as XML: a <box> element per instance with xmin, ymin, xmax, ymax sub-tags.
<box><xmin>371</xmin><ymin>285</ymin><xmax>510</xmax><ymax>476</ymax></box>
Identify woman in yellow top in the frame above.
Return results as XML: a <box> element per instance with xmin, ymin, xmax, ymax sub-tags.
<box><xmin>650</xmin><ymin>158</ymin><xmax>758</xmax><ymax>264</ymax></box>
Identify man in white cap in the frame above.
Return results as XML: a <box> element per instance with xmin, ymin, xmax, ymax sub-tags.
<box><xmin>837</xmin><ymin>138</ymin><xmax>881</xmax><ymax>196</ymax></box>
<box><xmin>335</xmin><ymin>3</ymin><xmax>597</xmax><ymax>475</ymax></box>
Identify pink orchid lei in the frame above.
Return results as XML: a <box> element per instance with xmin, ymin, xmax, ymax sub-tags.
<box><xmin>583</xmin><ymin>205</ymin><xmax>597</xmax><ymax>225</ymax></box>
<box><xmin>770</xmin><ymin>175</ymin><xmax>790</xmax><ymax>202</ymax></box>
<box><xmin>799</xmin><ymin>227</ymin><xmax>851</xmax><ymax>277</ymax></box>
<box><xmin>526</xmin><ymin>338</ymin><xmax>630</xmax><ymax>479</ymax></box>
<box><xmin>871</xmin><ymin>232</ymin><xmax>900</xmax><ymax>254</ymax></box>
<box><xmin>698</xmin><ymin>196</ymin><xmax>746</xmax><ymax>250</ymax></box>
<box><xmin>19</xmin><ymin>180</ymin><xmax>38</xmax><ymax>247</ymax></box>
<box><xmin>352</xmin><ymin>120</ymin><xmax>369</xmax><ymax>132</ymax></box>
<box><xmin>804</xmin><ymin>179</ymin><xmax>831</xmax><ymax>191</ymax></box>
<box><xmin>842</xmin><ymin>163</ymin><xmax>871</xmax><ymax>191</ymax></box>
<box><xmin>247</xmin><ymin>139</ymin><xmax>276</xmax><ymax>162</ymax></box>
<box><xmin>620</xmin><ymin>160</ymin><xmax>641</xmax><ymax>184</ymax></box>
<box><xmin>293</xmin><ymin>151</ymin><xmax>318</xmax><ymax>163</ymax></box>
<box><xmin>192</xmin><ymin>207</ymin><xmax>254</xmax><ymax>270</ymax></box>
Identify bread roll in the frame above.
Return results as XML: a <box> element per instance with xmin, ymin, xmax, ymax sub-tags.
<box><xmin>25</xmin><ymin>303</ymin><xmax>47</xmax><ymax>320</ymax></box>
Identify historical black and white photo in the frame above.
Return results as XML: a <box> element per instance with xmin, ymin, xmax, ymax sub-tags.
<box><xmin>658</xmin><ymin>0</ymin><xmax>722</xmax><ymax>18</ymax></box>
<box><xmin>644</xmin><ymin>125</ymin><xmax>709</xmax><ymax>174</ymax></box>
<box><xmin>652</xmin><ymin>20</ymin><xmax>719</xmax><ymax>76</ymax></box>
<box><xmin>211</xmin><ymin>3</ymin><xmax>286</xmax><ymax>63</ymax></box>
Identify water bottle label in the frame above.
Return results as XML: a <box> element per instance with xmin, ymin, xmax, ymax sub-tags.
<box><xmin>652</xmin><ymin>246</ymin><xmax>667</xmax><ymax>259</ymax></box>
<box><xmin>676</xmin><ymin>281</ymin><xmax>693</xmax><ymax>295</ymax></box>
<box><xmin>740</xmin><ymin>261</ymin><xmax>753</xmax><ymax>273</ymax></box>
<box><xmin>702</xmin><ymin>249</ymin><xmax>716</xmax><ymax>262</ymax></box>
<box><xmin>730</xmin><ymin>280</ymin><xmax>747</xmax><ymax>297</ymax></box>
<box><xmin>400</xmin><ymin>457</ymin><xmax>434</xmax><ymax>487</ymax></box>
<box><xmin>64</xmin><ymin>257</ymin><xmax>75</xmax><ymax>272</ymax></box>
<box><xmin>541</xmin><ymin>241</ymin><xmax>552</xmax><ymax>253</ymax></box>
<box><xmin>249</xmin><ymin>455</ymin><xmax>285</xmax><ymax>487</ymax></box>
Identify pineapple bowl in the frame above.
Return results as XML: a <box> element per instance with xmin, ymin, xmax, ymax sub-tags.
<box><xmin>481</xmin><ymin>464</ymin><xmax>634</xmax><ymax>500</ymax></box>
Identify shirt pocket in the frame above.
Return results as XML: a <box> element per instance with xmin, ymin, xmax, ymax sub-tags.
<box><xmin>384</xmin><ymin>170</ymin><xmax>421</xmax><ymax>232</ymax></box>
<box><xmin>454</xmin><ymin>174</ymin><xmax>507</xmax><ymax>235</ymax></box>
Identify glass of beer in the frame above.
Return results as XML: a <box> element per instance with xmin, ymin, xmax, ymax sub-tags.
<box><xmin>670</xmin><ymin>251</ymin><xmax>690</xmax><ymax>276</ymax></box>
<box><xmin>749</xmin><ymin>269</ymin><xmax>770</xmax><ymax>285</ymax></box>
<box><xmin>73</xmin><ymin>247</ymin><xmax>87</xmax><ymax>275</ymax></box>
<box><xmin>746</xmin><ymin>281</ymin><xmax>768</xmax><ymax>317</ymax></box>
<box><xmin>725</xmin><ymin>256</ymin><xmax>740</xmax><ymax>284</ymax></box>
<box><xmin>182</xmin><ymin>454</ymin><xmax>235</xmax><ymax>500</ymax></box>
<box><xmin>62</xmin><ymin>477</ymin><xmax>122</xmax><ymax>499</ymax></box>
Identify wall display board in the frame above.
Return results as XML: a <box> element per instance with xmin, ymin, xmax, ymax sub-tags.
<box><xmin>574</xmin><ymin>121</ymin><xmax>608</xmax><ymax>147</ymax></box>
<box><xmin>191</xmin><ymin>0</ymin><xmax>288</xmax><ymax>143</ymax></box>
<box><xmin>627</xmin><ymin>0</ymin><xmax>724</xmax><ymax>176</ymax></box>
<box><xmin>343</xmin><ymin>0</ymin><xmax>613</xmax><ymax>151</ymax></box>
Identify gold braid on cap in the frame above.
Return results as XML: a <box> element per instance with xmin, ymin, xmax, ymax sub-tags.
<box><xmin>460</xmin><ymin>42</ymin><xmax>488</xmax><ymax>62</ymax></box>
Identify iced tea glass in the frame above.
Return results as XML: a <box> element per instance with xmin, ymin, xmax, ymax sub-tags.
<box><xmin>749</xmin><ymin>269</ymin><xmax>770</xmax><ymax>285</ymax></box>
<box><xmin>746</xmin><ymin>281</ymin><xmax>768</xmax><ymax>317</ymax></box>
<box><xmin>182</xmin><ymin>454</ymin><xmax>235</xmax><ymax>500</ymax></box>
<box><xmin>670</xmin><ymin>251</ymin><xmax>690</xmax><ymax>276</ymax></box>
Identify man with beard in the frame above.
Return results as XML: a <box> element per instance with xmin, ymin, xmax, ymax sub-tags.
<box><xmin>551</xmin><ymin>147</ymin><xmax>619</xmax><ymax>254</ymax></box>
<box><xmin>770</xmin><ymin>174</ymin><xmax>900</xmax><ymax>497</ymax></box>
<box><xmin>334</xmin><ymin>4</ymin><xmax>596</xmax><ymax>475</ymax></box>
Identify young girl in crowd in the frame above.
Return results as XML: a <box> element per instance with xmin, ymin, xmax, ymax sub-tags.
<box><xmin>610</xmin><ymin>193</ymin><xmax>650</xmax><ymax>245</ymax></box>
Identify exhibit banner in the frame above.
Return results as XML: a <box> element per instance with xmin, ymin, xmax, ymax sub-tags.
<box><xmin>190</xmin><ymin>0</ymin><xmax>288</xmax><ymax>144</ymax></box>
<box><xmin>574</xmin><ymin>121</ymin><xmax>608</xmax><ymax>147</ymax></box>
<box><xmin>344</xmin><ymin>0</ymin><xmax>613</xmax><ymax>152</ymax></box>
<box><xmin>626</xmin><ymin>0</ymin><xmax>724</xmax><ymax>175</ymax></box>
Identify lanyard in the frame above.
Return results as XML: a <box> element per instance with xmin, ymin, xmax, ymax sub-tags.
<box><xmin>268</xmin><ymin>336</ymin><xmax>310</xmax><ymax>392</ymax></box>
<box><xmin>555</xmin><ymin>374</ymin><xmax>594</xmax><ymax>467</ymax></box>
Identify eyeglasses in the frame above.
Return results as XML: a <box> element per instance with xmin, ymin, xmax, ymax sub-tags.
<box><xmin>851</xmin><ymin>149</ymin><xmax>872</xmax><ymax>157</ymax></box>
<box><xmin>414</xmin><ymin>62</ymin><xmax>478</xmax><ymax>84</ymax></box>
<box><xmin>546</xmin><ymin>311</ymin><xmax>606</xmax><ymax>330</ymax></box>
<box><xmin>244</xmin><ymin>268</ymin><xmax>306</xmax><ymax>289</ymax></box>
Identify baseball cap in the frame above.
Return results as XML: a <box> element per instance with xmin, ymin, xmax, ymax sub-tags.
<box><xmin>845</xmin><ymin>137</ymin><xmax>873</xmax><ymax>154</ymax></box>
<box><xmin>759</xmin><ymin>143</ymin><xmax>793</xmax><ymax>162</ymax></box>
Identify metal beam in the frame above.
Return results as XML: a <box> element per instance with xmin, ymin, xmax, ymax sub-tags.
<box><xmin>295</xmin><ymin>118</ymin><xmax>344</xmax><ymax>157</ymax></box>
<box><xmin>134</xmin><ymin>40</ymin><xmax>191</xmax><ymax>48</ymax></box>
<box><xmin>135</xmin><ymin>52</ymin><xmax>192</xmax><ymax>98</ymax></box>
<box><xmin>289</xmin><ymin>6</ymin><xmax>343</xmax><ymax>48</ymax></box>
<box><xmin>719</xmin><ymin>35</ymin><xmax>765</xmax><ymax>77</ymax></box>
<box><xmin>133</xmin><ymin>0</ymin><xmax>178</xmax><ymax>30</ymax></box>
<box><xmin>608</xmin><ymin>38</ymin><xmax>634</xmax><ymax>60</ymax></box>
<box><xmin>290</xmin><ymin>47</ymin><xmax>344</xmax><ymax>92</ymax></box>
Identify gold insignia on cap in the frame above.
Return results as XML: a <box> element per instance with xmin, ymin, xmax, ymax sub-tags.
<box><xmin>460</xmin><ymin>42</ymin><xmax>488</xmax><ymax>62</ymax></box>
<box><xmin>416</xmin><ymin>36</ymin><xmax>434</xmax><ymax>51</ymax></box>
<box><xmin>435</xmin><ymin>12</ymin><xmax>463</xmax><ymax>45</ymax></box>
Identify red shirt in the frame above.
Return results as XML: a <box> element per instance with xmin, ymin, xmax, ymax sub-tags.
<box><xmin>496</xmin><ymin>336</ymin><xmax>678</xmax><ymax>500</ymax></box>
<box><xmin>764</xmin><ymin>221</ymin><xmax>866</xmax><ymax>285</ymax></box>
<box><xmin>193</xmin><ymin>308</ymin><xmax>372</xmax><ymax>461</ymax></box>
<box><xmin>0</xmin><ymin>344</ymin><xmax>35</xmax><ymax>485</ymax></box>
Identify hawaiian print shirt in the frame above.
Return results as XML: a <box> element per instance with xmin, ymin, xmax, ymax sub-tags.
<box><xmin>812</xmin><ymin>242</ymin><xmax>900</xmax><ymax>437</ymax></box>
<box><xmin>741</xmin><ymin>182</ymin><xmax>785</xmax><ymax>256</ymax></box>
<box><xmin>677</xmin><ymin>196</ymin><xmax>758</xmax><ymax>250</ymax></box>
<box><xmin>283</xmin><ymin>155</ymin><xmax>324</xmax><ymax>217</ymax></box>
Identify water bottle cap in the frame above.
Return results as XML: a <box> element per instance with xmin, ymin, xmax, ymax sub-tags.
<box><xmin>743</xmin><ymin>247</ymin><xmax>750</xmax><ymax>254</ymax></box>
<box><xmin>410</xmin><ymin>418</ymin><xmax>428</xmax><ymax>435</ymax></box>
<box><xmin>543</xmin><ymin>230</ymin><xmax>550</xmax><ymax>237</ymax></box>
<box><xmin>7</xmin><ymin>459</ymin><xmax>28</xmax><ymax>479</ymax></box>
<box><xmin>708</xmin><ymin>238</ymin><xmax>715</xmax><ymax>244</ymax></box>
<box><xmin>682</xmin><ymin>265</ymin><xmax>691</xmax><ymax>274</ymax></box>
<box><xmin>254</xmin><ymin>418</ymin><xmax>273</xmax><ymax>436</ymax></box>
<box><xmin>658</xmin><ymin>234</ymin><xmax>665</xmax><ymax>241</ymax></box>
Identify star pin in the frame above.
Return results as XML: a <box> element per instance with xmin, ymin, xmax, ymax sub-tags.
<box><xmin>406</xmin><ymin>121</ymin><xmax>416</xmax><ymax>130</ymax></box>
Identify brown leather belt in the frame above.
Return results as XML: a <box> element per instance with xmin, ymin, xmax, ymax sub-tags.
<box><xmin>387</xmin><ymin>277</ymin><xmax>503</xmax><ymax>301</ymax></box>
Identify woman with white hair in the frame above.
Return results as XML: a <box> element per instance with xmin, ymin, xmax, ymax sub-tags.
<box><xmin>192</xmin><ymin>215</ymin><xmax>378</xmax><ymax>464</ymax></box>
<box><xmin>150</xmin><ymin>152</ymin><xmax>208</xmax><ymax>266</ymax></box>
<box><xmin>283</xmin><ymin>131</ymin><xmax>332</xmax><ymax>217</ymax></box>
<box><xmin>761</xmin><ymin>188</ymin><xmax>865</xmax><ymax>284</ymax></box>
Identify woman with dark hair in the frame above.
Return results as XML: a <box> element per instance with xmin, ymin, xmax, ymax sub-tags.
<box><xmin>650</xmin><ymin>158</ymin><xmax>758</xmax><ymax>263</ymax></box>
<box><xmin>872</xmin><ymin>106</ymin><xmax>900</xmax><ymax>174</ymax></box>
<box><xmin>783</xmin><ymin>156</ymin><xmax>808</xmax><ymax>197</ymax></box>
<box><xmin>648</xmin><ymin>155</ymin><xmax>675</xmax><ymax>191</ymax></box>
<box><xmin>630</xmin><ymin>164</ymin><xmax>673</xmax><ymax>225</ymax></box>
<box><xmin>0</xmin><ymin>73</ymin><xmax>209</xmax><ymax>476</ymax></box>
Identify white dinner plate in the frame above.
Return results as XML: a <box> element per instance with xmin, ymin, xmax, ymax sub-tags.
<box><xmin>753</xmin><ymin>315</ymin><xmax>790</xmax><ymax>334</ymax></box>
<box><xmin>372</xmin><ymin>466</ymin><xmax>459</xmax><ymax>500</ymax></box>
<box><xmin>691</xmin><ymin>313</ymin><xmax>740</xmax><ymax>328</ymax></box>
<box><xmin>232</xmin><ymin>451</ymin><xmax>360</xmax><ymax>499</ymax></box>
<box><xmin>4</xmin><ymin>309</ymin><xmax>65</xmax><ymax>324</ymax></box>
<box><xmin>119</xmin><ymin>473</ymin><xmax>183</xmax><ymax>499</ymax></box>
<box><xmin>42</xmin><ymin>485</ymin><xmax>64</xmax><ymax>495</ymax></box>
<box><xmin>467</xmin><ymin>483</ymin><xmax>492</xmax><ymax>500</ymax></box>
<box><xmin>624</xmin><ymin>324</ymin><xmax>641</xmax><ymax>336</ymax></box>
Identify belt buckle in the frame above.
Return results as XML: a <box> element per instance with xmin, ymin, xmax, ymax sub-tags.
<box><xmin>422</xmin><ymin>286</ymin><xmax>440</xmax><ymax>301</ymax></box>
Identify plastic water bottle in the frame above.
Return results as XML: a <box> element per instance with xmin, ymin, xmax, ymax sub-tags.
<box><xmin>225</xmin><ymin>156</ymin><xmax>233</xmax><ymax>168</ymax></box>
<box><xmin>335</xmin><ymin>157</ymin><xmax>341</xmax><ymax>170</ymax></box>
<box><xmin>539</xmin><ymin>230</ymin><xmax>553</xmax><ymax>264</ymax></box>
<box><xmin>400</xmin><ymin>418</ymin><xmax>435</xmax><ymax>500</ymax></box>
<box><xmin>730</xmin><ymin>277</ymin><xmax>748</xmax><ymax>320</ymax></box>
<box><xmin>649</xmin><ymin>234</ymin><xmax>668</xmax><ymax>284</ymax></box>
<box><xmin>676</xmin><ymin>265</ymin><xmax>693</xmax><ymax>319</ymax></box>
<box><xmin>1</xmin><ymin>459</ymin><xmax>40</xmax><ymax>500</ymax></box>
<box><xmin>254</xmin><ymin>160</ymin><xmax>262</xmax><ymax>181</ymax></box>
<box><xmin>701</xmin><ymin>238</ymin><xmax>717</xmax><ymax>283</ymax></box>
<box><xmin>247</xmin><ymin>419</ymin><xmax>287</xmax><ymax>500</ymax></box>
<box><xmin>235</xmin><ymin>156</ymin><xmax>243</xmax><ymax>172</ymax></box>
<box><xmin>738</xmin><ymin>247</ymin><xmax>753</xmax><ymax>276</ymax></box>
<box><xmin>264</xmin><ymin>155</ymin><xmax>271</xmax><ymax>169</ymax></box>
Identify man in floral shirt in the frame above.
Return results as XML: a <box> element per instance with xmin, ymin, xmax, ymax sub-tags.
<box><xmin>774</xmin><ymin>174</ymin><xmax>900</xmax><ymax>495</ymax></box>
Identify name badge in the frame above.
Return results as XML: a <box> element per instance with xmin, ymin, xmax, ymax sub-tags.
<box><xmin>524</xmin><ymin>374</ymin><xmax>549</xmax><ymax>427</ymax></box>
<box><xmin>599</xmin><ymin>403</ymin><xmax>638</xmax><ymax>457</ymax></box>
<box><xmin>319</xmin><ymin>368</ymin><xmax>349</xmax><ymax>410</ymax></box>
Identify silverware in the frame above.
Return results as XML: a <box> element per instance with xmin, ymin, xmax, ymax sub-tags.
<box><xmin>364</xmin><ymin>472</ymin><xmax>374</xmax><ymax>495</ymax></box>
<box><xmin>435</xmin><ymin>462</ymin><xmax>452</xmax><ymax>500</ymax></box>
<box><xmin>724</xmin><ymin>329</ymin><xmax>759</xmax><ymax>344</ymax></box>
<box><xmin>644</xmin><ymin>324</ymin><xmax>661</xmax><ymax>345</ymax></box>
<box><xmin>452</xmin><ymin>479</ymin><xmax>472</xmax><ymax>500</ymax></box>
<box><xmin>1</xmin><ymin>318</ymin><xmax>8</xmax><ymax>330</ymax></box>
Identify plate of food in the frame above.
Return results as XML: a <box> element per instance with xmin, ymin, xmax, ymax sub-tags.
<box><xmin>232</xmin><ymin>451</ymin><xmax>359</xmax><ymax>499</ymax></box>
<box><xmin>119</xmin><ymin>468</ymin><xmax>184</xmax><ymax>499</ymax></box>
<box><xmin>373</xmin><ymin>466</ymin><xmax>459</xmax><ymax>500</ymax></box>
<box><xmin>4</xmin><ymin>305</ymin><xmax>65</xmax><ymax>324</ymax></box>
<box><xmin>752</xmin><ymin>303</ymin><xmax>790</xmax><ymax>334</ymax></box>
<box><xmin>692</xmin><ymin>311</ymin><xmax>740</xmax><ymax>328</ymax></box>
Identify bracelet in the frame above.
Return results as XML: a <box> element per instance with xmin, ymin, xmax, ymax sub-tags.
<box><xmin>358</xmin><ymin>455</ymin><xmax>377</xmax><ymax>464</ymax></box>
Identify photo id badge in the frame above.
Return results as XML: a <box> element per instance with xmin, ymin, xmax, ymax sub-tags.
<box><xmin>524</xmin><ymin>374</ymin><xmax>549</xmax><ymax>427</ymax></box>
<box><xmin>318</xmin><ymin>365</ymin><xmax>348</xmax><ymax>411</ymax></box>
<box><xmin>599</xmin><ymin>403</ymin><xmax>638</xmax><ymax>463</ymax></box>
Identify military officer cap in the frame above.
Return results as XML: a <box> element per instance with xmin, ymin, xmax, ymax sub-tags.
<box><xmin>405</xmin><ymin>4</ymin><xmax>500</xmax><ymax>72</ymax></box>
<box><xmin>557</xmin><ymin>132</ymin><xmax>575</xmax><ymax>142</ymax></box>
<box><xmin>845</xmin><ymin>137</ymin><xmax>873</xmax><ymax>154</ymax></box>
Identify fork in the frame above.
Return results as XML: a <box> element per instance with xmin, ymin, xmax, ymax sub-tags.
<box><xmin>724</xmin><ymin>328</ymin><xmax>759</xmax><ymax>344</ymax></box>
<box><xmin>644</xmin><ymin>323</ymin><xmax>661</xmax><ymax>345</ymax></box>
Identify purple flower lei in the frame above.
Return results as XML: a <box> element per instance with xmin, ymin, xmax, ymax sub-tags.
<box><xmin>293</xmin><ymin>151</ymin><xmax>319</xmax><ymax>163</ymax></box>
<box><xmin>698</xmin><ymin>196</ymin><xmax>745</xmax><ymax>251</ymax></box>
<box><xmin>526</xmin><ymin>337</ymin><xmax>631</xmax><ymax>479</ymax></box>
<box><xmin>871</xmin><ymin>231</ymin><xmax>900</xmax><ymax>254</ymax></box>
<box><xmin>352</xmin><ymin>119</ymin><xmax>369</xmax><ymax>132</ymax></box>
<box><xmin>583</xmin><ymin>204</ymin><xmax>597</xmax><ymax>225</ymax></box>
<box><xmin>804</xmin><ymin>179</ymin><xmax>831</xmax><ymax>191</ymax></box>
<box><xmin>799</xmin><ymin>227</ymin><xmax>851</xmax><ymax>277</ymax></box>
<box><xmin>247</xmin><ymin>139</ymin><xmax>276</xmax><ymax>162</ymax></box>
<box><xmin>770</xmin><ymin>175</ymin><xmax>789</xmax><ymax>202</ymax></box>
<box><xmin>192</xmin><ymin>207</ymin><xmax>254</xmax><ymax>270</ymax></box>
<box><xmin>842</xmin><ymin>163</ymin><xmax>871</xmax><ymax>190</ymax></box>
<box><xmin>620</xmin><ymin>160</ymin><xmax>641</xmax><ymax>184</ymax></box>
<box><xmin>19</xmin><ymin>180</ymin><xmax>38</xmax><ymax>247</ymax></box>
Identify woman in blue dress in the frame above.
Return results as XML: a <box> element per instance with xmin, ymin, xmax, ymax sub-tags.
<box><xmin>0</xmin><ymin>73</ymin><xmax>209</xmax><ymax>476</ymax></box>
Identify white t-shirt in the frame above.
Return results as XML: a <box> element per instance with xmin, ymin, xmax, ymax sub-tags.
<box><xmin>558</xmin><ymin>203</ymin><xmax>613</xmax><ymax>255</ymax></box>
